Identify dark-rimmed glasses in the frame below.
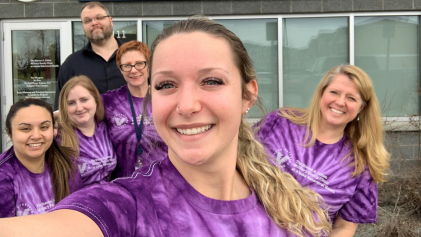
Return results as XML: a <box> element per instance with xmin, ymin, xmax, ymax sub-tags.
<box><xmin>120</xmin><ymin>61</ymin><xmax>147</xmax><ymax>72</ymax></box>
<box><xmin>82</xmin><ymin>15</ymin><xmax>110</xmax><ymax>25</ymax></box>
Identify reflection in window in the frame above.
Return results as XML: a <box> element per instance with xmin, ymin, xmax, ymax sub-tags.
<box><xmin>283</xmin><ymin>17</ymin><xmax>349</xmax><ymax>108</ymax></box>
<box><xmin>355</xmin><ymin>16</ymin><xmax>419</xmax><ymax>116</ymax></box>
<box><xmin>72</xmin><ymin>21</ymin><xmax>137</xmax><ymax>52</ymax></box>
<box><xmin>12</xmin><ymin>30</ymin><xmax>60</xmax><ymax>108</ymax></box>
<box><xmin>143</xmin><ymin>19</ymin><xmax>279</xmax><ymax>117</ymax></box>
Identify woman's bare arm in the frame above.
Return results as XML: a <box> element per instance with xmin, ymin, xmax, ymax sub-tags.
<box><xmin>0</xmin><ymin>209</ymin><xmax>102</xmax><ymax>237</ymax></box>
<box><xmin>330</xmin><ymin>215</ymin><xmax>359</xmax><ymax>237</ymax></box>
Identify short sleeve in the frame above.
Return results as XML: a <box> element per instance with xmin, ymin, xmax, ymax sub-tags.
<box><xmin>0</xmin><ymin>173</ymin><xmax>16</xmax><ymax>217</ymax></box>
<box><xmin>338</xmin><ymin>169</ymin><xmax>377</xmax><ymax>223</ymax></box>
<box><xmin>253</xmin><ymin>111</ymin><xmax>278</xmax><ymax>143</ymax></box>
<box><xmin>51</xmin><ymin>183</ymin><xmax>136</xmax><ymax>237</ymax></box>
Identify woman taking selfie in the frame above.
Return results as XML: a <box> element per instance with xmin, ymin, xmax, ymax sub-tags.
<box><xmin>256</xmin><ymin>65</ymin><xmax>390</xmax><ymax>236</ymax></box>
<box><xmin>0</xmin><ymin>18</ymin><xmax>330</xmax><ymax>236</ymax></box>
<box><xmin>58</xmin><ymin>76</ymin><xmax>117</xmax><ymax>185</ymax></box>
<box><xmin>0</xmin><ymin>98</ymin><xmax>82</xmax><ymax>217</ymax></box>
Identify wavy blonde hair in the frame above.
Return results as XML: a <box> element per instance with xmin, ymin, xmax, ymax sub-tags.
<box><xmin>58</xmin><ymin>75</ymin><xmax>105</xmax><ymax>157</ymax></box>
<box><xmin>148</xmin><ymin>17</ymin><xmax>331</xmax><ymax>237</ymax></box>
<box><xmin>279</xmin><ymin>65</ymin><xmax>390</xmax><ymax>183</ymax></box>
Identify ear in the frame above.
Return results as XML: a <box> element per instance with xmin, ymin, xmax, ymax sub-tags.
<box><xmin>242</xmin><ymin>79</ymin><xmax>258</xmax><ymax>115</ymax></box>
<box><xmin>109</xmin><ymin>16</ymin><xmax>113</xmax><ymax>26</ymax></box>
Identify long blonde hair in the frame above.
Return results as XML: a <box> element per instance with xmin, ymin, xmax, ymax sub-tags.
<box><xmin>280</xmin><ymin>65</ymin><xmax>390</xmax><ymax>183</ymax></box>
<box><xmin>58</xmin><ymin>75</ymin><xmax>105</xmax><ymax>157</ymax></box>
<box><xmin>149</xmin><ymin>17</ymin><xmax>331</xmax><ymax>237</ymax></box>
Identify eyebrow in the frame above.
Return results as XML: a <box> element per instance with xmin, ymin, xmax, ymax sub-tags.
<box><xmin>152</xmin><ymin>67</ymin><xmax>229</xmax><ymax>78</ymax></box>
<box><xmin>18</xmin><ymin>120</ymin><xmax>52</xmax><ymax>126</ymax></box>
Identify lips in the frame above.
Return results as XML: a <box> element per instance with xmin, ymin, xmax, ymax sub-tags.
<box><xmin>176</xmin><ymin>125</ymin><xmax>212</xmax><ymax>135</ymax></box>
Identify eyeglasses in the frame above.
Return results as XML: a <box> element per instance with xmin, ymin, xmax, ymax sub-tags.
<box><xmin>120</xmin><ymin>61</ymin><xmax>147</xmax><ymax>72</ymax></box>
<box><xmin>82</xmin><ymin>15</ymin><xmax>110</xmax><ymax>25</ymax></box>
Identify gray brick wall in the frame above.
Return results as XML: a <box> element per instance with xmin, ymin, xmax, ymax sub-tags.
<box><xmin>385</xmin><ymin>131</ymin><xmax>421</xmax><ymax>175</ymax></box>
<box><xmin>2</xmin><ymin>0</ymin><xmax>421</xmax><ymax>18</ymax></box>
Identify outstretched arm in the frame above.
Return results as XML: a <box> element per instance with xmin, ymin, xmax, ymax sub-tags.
<box><xmin>0</xmin><ymin>210</ymin><xmax>102</xmax><ymax>237</ymax></box>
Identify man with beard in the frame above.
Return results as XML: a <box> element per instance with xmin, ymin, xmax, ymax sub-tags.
<box><xmin>54</xmin><ymin>1</ymin><xmax>125</xmax><ymax>109</ymax></box>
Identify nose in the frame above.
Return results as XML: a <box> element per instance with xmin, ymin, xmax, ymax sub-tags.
<box><xmin>130</xmin><ymin>65</ymin><xmax>138</xmax><ymax>73</ymax></box>
<box><xmin>177</xmin><ymin>83</ymin><xmax>201</xmax><ymax>117</ymax></box>
<box><xmin>31</xmin><ymin>128</ymin><xmax>41</xmax><ymax>139</ymax></box>
<box><xmin>335</xmin><ymin>95</ymin><xmax>346</xmax><ymax>106</ymax></box>
<box><xmin>75</xmin><ymin>102</ymin><xmax>83</xmax><ymax>111</ymax></box>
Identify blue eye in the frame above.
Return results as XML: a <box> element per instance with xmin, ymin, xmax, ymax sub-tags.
<box><xmin>203</xmin><ymin>78</ymin><xmax>224</xmax><ymax>86</ymax></box>
<box><xmin>155</xmin><ymin>81</ymin><xmax>175</xmax><ymax>90</ymax></box>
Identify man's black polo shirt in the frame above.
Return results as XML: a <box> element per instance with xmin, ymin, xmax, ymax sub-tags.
<box><xmin>54</xmin><ymin>38</ymin><xmax>126</xmax><ymax>109</ymax></box>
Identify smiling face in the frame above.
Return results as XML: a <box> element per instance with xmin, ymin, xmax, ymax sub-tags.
<box><xmin>81</xmin><ymin>5</ymin><xmax>113</xmax><ymax>44</ymax></box>
<box><xmin>9</xmin><ymin>105</ymin><xmax>53</xmax><ymax>164</ymax></box>
<box><xmin>120</xmin><ymin>50</ymin><xmax>149</xmax><ymax>90</ymax></box>
<box><xmin>67</xmin><ymin>84</ymin><xmax>97</xmax><ymax>128</ymax></box>
<box><xmin>151</xmin><ymin>32</ymin><xmax>254</xmax><ymax>169</ymax></box>
<box><xmin>319</xmin><ymin>73</ymin><xmax>363</xmax><ymax>131</ymax></box>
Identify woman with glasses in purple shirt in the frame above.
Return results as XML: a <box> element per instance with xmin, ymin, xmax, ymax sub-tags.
<box><xmin>0</xmin><ymin>18</ymin><xmax>331</xmax><ymax>237</ymax></box>
<box><xmin>256</xmin><ymin>65</ymin><xmax>390</xmax><ymax>236</ymax></box>
<box><xmin>101</xmin><ymin>40</ymin><xmax>168</xmax><ymax>178</ymax></box>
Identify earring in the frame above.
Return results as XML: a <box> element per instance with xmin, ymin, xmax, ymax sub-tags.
<box><xmin>357</xmin><ymin>116</ymin><xmax>360</xmax><ymax>121</ymax></box>
<box><xmin>177</xmin><ymin>105</ymin><xmax>180</xmax><ymax>109</ymax></box>
<box><xmin>245</xmin><ymin>108</ymin><xmax>250</xmax><ymax>113</ymax></box>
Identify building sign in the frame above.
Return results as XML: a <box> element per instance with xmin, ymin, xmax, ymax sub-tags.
<box><xmin>12</xmin><ymin>30</ymin><xmax>60</xmax><ymax>108</ymax></box>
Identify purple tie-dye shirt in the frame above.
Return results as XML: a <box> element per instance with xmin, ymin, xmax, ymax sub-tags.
<box><xmin>255</xmin><ymin>111</ymin><xmax>377</xmax><ymax>223</ymax></box>
<box><xmin>0</xmin><ymin>147</ymin><xmax>83</xmax><ymax>217</ymax></box>
<box><xmin>101</xmin><ymin>85</ymin><xmax>168</xmax><ymax>178</ymax></box>
<box><xmin>75</xmin><ymin>121</ymin><xmax>117</xmax><ymax>185</ymax></box>
<box><xmin>52</xmin><ymin>157</ymin><xmax>295</xmax><ymax>237</ymax></box>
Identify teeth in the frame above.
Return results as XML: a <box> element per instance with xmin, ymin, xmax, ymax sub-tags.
<box><xmin>177</xmin><ymin>125</ymin><xmax>211</xmax><ymax>135</ymax></box>
<box><xmin>28</xmin><ymin>143</ymin><xmax>42</xmax><ymax>147</ymax></box>
<box><xmin>331</xmin><ymin>108</ymin><xmax>344</xmax><ymax>114</ymax></box>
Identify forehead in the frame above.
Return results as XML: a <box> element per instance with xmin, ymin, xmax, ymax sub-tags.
<box><xmin>81</xmin><ymin>6</ymin><xmax>107</xmax><ymax>18</ymax></box>
<box><xmin>121</xmin><ymin>50</ymin><xmax>147</xmax><ymax>62</ymax></box>
<box><xmin>327</xmin><ymin>74</ymin><xmax>361</xmax><ymax>96</ymax></box>
<box><xmin>68</xmin><ymin>84</ymin><xmax>91</xmax><ymax>98</ymax></box>
<box><xmin>12</xmin><ymin>105</ymin><xmax>51</xmax><ymax>125</ymax></box>
<box><xmin>151</xmin><ymin>32</ymin><xmax>234</xmax><ymax>75</ymax></box>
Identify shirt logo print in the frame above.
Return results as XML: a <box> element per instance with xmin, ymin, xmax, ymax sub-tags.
<box><xmin>275</xmin><ymin>149</ymin><xmax>292</xmax><ymax>167</ymax></box>
<box><xmin>112</xmin><ymin>114</ymin><xmax>129</xmax><ymax>128</ymax></box>
<box><xmin>78</xmin><ymin>163</ymin><xmax>88</xmax><ymax>174</ymax></box>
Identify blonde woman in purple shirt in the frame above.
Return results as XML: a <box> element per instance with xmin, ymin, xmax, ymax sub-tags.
<box><xmin>0</xmin><ymin>18</ymin><xmax>331</xmax><ymax>236</ymax></box>
<box><xmin>0</xmin><ymin>98</ymin><xmax>82</xmax><ymax>217</ymax></box>
<box><xmin>58</xmin><ymin>76</ymin><xmax>117</xmax><ymax>186</ymax></box>
<box><xmin>256</xmin><ymin>65</ymin><xmax>390</xmax><ymax>236</ymax></box>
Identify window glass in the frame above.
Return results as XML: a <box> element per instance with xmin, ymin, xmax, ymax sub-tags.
<box><xmin>283</xmin><ymin>17</ymin><xmax>349</xmax><ymax>108</ymax></box>
<box><xmin>143</xmin><ymin>19</ymin><xmax>278</xmax><ymax>117</ymax></box>
<box><xmin>72</xmin><ymin>21</ymin><xmax>137</xmax><ymax>52</ymax></box>
<box><xmin>355</xmin><ymin>16</ymin><xmax>419</xmax><ymax>116</ymax></box>
<box><xmin>12</xmin><ymin>30</ymin><xmax>60</xmax><ymax>108</ymax></box>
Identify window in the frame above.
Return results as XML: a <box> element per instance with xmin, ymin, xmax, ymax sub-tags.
<box><xmin>355</xmin><ymin>16</ymin><xmax>419</xmax><ymax>117</ymax></box>
<box><xmin>283</xmin><ymin>17</ymin><xmax>349</xmax><ymax>108</ymax></box>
